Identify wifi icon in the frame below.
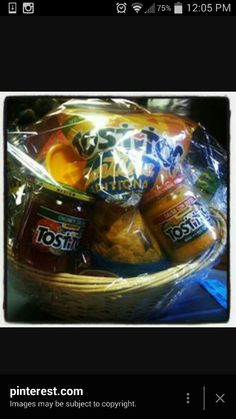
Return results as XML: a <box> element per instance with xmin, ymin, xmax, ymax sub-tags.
<box><xmin>131</xmin><ymin>3</ymin><xmax>143</xmax><ymax>13</ymax></box>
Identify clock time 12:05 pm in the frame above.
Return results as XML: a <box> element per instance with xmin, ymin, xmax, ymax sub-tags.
<box><xmin>187</xmin><ymin>3</ymin><xmax>231</xmax><ymax>13</ymax></box>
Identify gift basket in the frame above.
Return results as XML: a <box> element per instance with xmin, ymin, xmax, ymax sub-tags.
<box><xmin>7</xmin><ymin>98</ymin><xmax>228</xmax><ymax>322</ymax></box>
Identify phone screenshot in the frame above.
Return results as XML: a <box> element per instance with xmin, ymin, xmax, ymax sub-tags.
<box><xmin>0</xmin><ymin>2</ymin><xmax>235</xmax><ymax>417</ymax></box>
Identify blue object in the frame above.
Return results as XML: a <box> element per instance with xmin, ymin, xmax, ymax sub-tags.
<box><xmin>153</xmin><ymin>270</ymin><xmax>228</xmax><ymax>323</ymax></box>
<box><xmin>200</xmin><ymin>279</ymin><xmax>227</xmax><ymax>310</ymax></box>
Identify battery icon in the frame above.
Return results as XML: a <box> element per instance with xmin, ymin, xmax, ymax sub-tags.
<box><xmin>174</xmin><ymin>2</ymin><xmax>183</xmax><ymax>14</ymax></box>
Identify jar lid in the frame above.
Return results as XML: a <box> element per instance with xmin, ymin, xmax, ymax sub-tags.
<box><xmin>142</xmin><ymin>174</ymin><xmax>184</xmax><ymax>205</ymax></box>
<box><xmin>38</xmin><ymin>181</ymin><xmax>95</xmax><ymax>203</ymax></box>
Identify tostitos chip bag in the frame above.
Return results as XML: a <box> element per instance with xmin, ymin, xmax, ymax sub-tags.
<box><xmin>81</xmin><ymin>112</ymin><xmax>196</xmax><ymax>205</ymax></box>
<box><xmin>16</xmin><ymin>99</ymin><xmax>197</xmax><ymax>206</ymax></box>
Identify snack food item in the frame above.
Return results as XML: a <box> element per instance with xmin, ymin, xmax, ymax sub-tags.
<box><xmin>82</xmin><ymin>112</ymin><xmax>196</xmax><ymax>205</ymax></box>
<box><xmin>22</xmin><ymin>99</ymin><xmax>196</xmax><ymax>205</ymax></box>
<box><xmin>92</xmin><ymin>202</ymin><xmax>163</xmax><ymax>264</ymax></box>
<box><xmin>141</xmin><ymin>176</ymin><xmax>218</xmax><ymax>262</ymax></box>
<box><xmin>13</xmin><ymin>182</ymin><xmax>94</xmax><ymax>273</ymax></box>
<box><xmin>45</xmin><ymin>144</ymin><xmax>86</xmax><ymax>189</ymax></box>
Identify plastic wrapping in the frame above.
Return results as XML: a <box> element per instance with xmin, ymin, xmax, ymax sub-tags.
<box><xmin>7</xmin><ymin>98</ymin><xmax>228</xmax><ymax>322</ymax></box>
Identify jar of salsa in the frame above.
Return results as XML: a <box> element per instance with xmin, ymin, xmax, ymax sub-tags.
<box><xmin>141</xmin><ymin>175</ymin><xmax>218</xmax><ymax>263</ymax></box>
<box><xmin>13</xmin><ymin>182</ymin><xmax>94</xmax><ymax>273</ymax></box>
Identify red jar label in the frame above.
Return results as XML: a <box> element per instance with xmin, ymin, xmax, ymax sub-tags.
<box><xmin>32</xmin><ymin>206</ymin><xmax>87</xmax><ymax>254</ymax></box>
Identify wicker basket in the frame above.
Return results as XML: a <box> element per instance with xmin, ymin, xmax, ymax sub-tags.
<box><xmin>8</xmin><ymin>209</ymin><xmax>227</xmax><ymax>322</ymax></box>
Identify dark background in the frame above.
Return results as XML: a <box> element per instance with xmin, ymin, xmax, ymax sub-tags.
<box><xmin>0</xmin><ymin>16</ymin><xmax>235</xmax><ymax>375</ymax></box>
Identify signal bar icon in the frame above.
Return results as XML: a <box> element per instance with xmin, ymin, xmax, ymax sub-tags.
<box><xmin>131</xmin><ymin>3</ymin><xmax>143</xmax><ymax>13</ymax></box>
<box><xmin>145</xmin><ymin>3</ymin><xmax>155</xmax><ymax>14</ymax></box>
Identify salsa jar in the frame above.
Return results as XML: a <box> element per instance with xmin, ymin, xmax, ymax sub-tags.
<box><xmin>13</xmin><ymin>182</ymin><xmax>94</xmax><ymax>273</ymax></box>
<box><xmin>141</xmin><ymin>176</ymin><xmax>218</xmax><ymax>263</ymax></box>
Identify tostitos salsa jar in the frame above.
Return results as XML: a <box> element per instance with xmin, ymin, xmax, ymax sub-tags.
<box><xmin>141</xmin><ymin>175</ymin><xmax>218</xmax><ymax>263</ymax></box>
<box><xmin>13</xmin><ymin>182</ymin><xmax>94</xmax><ymax>273</ymax></box>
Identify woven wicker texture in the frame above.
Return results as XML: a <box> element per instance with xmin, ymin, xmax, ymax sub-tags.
<box><xmin>8</xmin><ymin>209</ymin><xmax>227</xmax><ymax>322</ymax></box>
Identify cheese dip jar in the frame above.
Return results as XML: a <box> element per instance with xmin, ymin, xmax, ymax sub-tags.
<box><xmin>141</xmin><ymin>176</ymin><xmax>218</xmax><ymax>263</ymax></box>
